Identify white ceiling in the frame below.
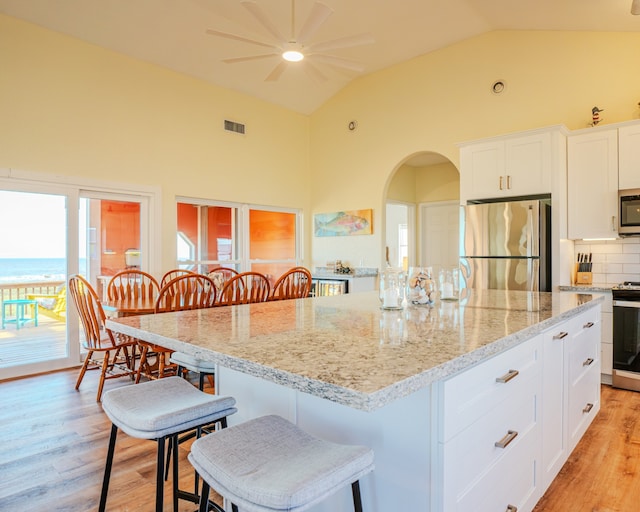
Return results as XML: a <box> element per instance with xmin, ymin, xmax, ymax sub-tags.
<box><xmin>2</xmin><ymin>0</ymin><xmax>639</xmax><ymax>114</ymax></box>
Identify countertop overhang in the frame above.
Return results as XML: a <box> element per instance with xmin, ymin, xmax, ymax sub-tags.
<box><xmin>106</xmin><ymin>290</ymin><xmax>603</xmax><ymax>412</ymax></box>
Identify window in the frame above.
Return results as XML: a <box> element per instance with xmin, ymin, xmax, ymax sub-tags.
<box><xmin>176</xmin><ymin>199</ymin><xmax>302</xmax><ymax>287</ymax></box>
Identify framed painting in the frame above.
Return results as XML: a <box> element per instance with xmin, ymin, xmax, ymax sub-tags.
<box><xmin>314</xmin><ymin>209</ymin><xmax>373</xmax><ymax>237</ymax></box>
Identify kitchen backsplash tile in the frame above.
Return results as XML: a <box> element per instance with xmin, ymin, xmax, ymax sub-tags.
<box><xmin>575</xmin><ymin>239</ymin><xmax>640</xmax><ymax>285</ymax></box>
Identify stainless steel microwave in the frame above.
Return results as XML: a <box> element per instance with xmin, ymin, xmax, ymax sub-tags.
<box><xmin>619</xmin><ymin>189</ymin><xmax>640</xmax><ymax>236</ymax></box>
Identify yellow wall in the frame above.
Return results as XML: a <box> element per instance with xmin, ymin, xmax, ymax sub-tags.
<box><xmin>4</xmin><ymin>15</ymin><xmax>640</xmax><ymax>272</ymax></box>
<box><xmin>0</xmin><ymin>14</ymin><xmax>311</xmax><ymax>269</ymax></box>
<box><xmin>310</xmin><ymin>30</ymin><xmax>640</xmax><ymax>268</ymax></box>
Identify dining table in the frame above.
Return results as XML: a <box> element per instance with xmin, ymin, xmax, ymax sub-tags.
<box><xmin>101</xmin><ymin>297</ymin><xmax>157</xmax><ymax>318</ymax></box>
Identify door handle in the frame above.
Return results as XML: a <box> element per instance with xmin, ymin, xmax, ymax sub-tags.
<box><xmin>583</xmin><ymin>357</ymin><xmax>594</xmax><ymax>367</ymax></box>
<box><xmin>506</xmin><ymin>506</ymin><xmax>518</xmax><ymax>512</ymax></box>
<box><xmin>583</xmin><ymin>321</ymin><xmax>594</xmax><ymax>329</ymax></box>
<box><xmin>583</xmin><ymin>403</ymin><xmax>594</xmax><ymax>413</ymax></box>
<box><xmin>553</xmin><ymin>331</ymin><xmax>568</xmax><ymax>340</ymax></box>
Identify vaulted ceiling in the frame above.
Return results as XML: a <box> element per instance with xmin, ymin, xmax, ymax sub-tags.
<box><xmin>2</xmin><ymin>0</ymin><xmax>639</xmax><ymax>114</ymax></box>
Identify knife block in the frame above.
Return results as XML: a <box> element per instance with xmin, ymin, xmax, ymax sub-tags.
<box><xmin>574</xmin><ymin>264</ymin><xmax>593</xmax><ymax>285</ymax></box>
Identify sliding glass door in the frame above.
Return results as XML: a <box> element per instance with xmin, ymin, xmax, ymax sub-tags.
<box><xmin>0</xmin><ymin>181</ymin><xmax>152</xmax><ymax>380</ymax></box>
<box><xmin>0</xmin><ymin>186</ymin><xmax>79</xmax><ymax>379</ymax></box>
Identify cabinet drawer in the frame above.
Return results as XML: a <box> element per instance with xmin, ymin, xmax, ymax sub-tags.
<box><xmin>441</xmin><ymin>375</ymin><xmax>540</xmax><ymax>497</ymax></box>
<box><xmin>568</xmin><ymin>363</ymin><xmax>600</xmax><ymax>449</ymax></box>
<box><xmin>568</xmin><ymin>311</ymin><xmax>600</xmax><ymax>386</ymax></box>
<box><xmin>440</xmin><ymin>336</ymin><xmax>542</xmax><ymax>441</ymax></box>
<box><xmin>444</xmin><ymin>413</ymin><xmax>540</xmax><ymax>512</ymax></box>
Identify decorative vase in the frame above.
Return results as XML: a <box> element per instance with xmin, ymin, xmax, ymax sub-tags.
<box><xmin>406</xmin><ymin>267</ymin><xmax>436</xmax><ymax>306</ymax></box>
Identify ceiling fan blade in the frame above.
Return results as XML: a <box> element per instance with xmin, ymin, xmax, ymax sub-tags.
<box><xmin>223</xmin><ymin>54</ymin><xmax>279</xmax><ymax>64</ymax></box>
<box><xmin>303</xmin><ymin>61</ymin><xmax>328</xmax><ymax>83</ymax></box>
<box><xmin>241</xmin><ymin>0</ymin><xmax>286</xmax><ymax>43</ymax></box>
<box><xmin>309</xmin><ymin>34</ymin><xmax>375</xmax><ymax>53</ymax></box>
<box><xmin>265</xmin><ymin>61</ymin><xmax>288</xmax><ymax>82</ymax></box>
<box><xmin>206</xmin><ymin>29</ymin><xmax>279</xmax><ymax>50</ymax></box>
<box><xmin>310</xmin><ymin>54</ymin><xmax>365</xmax><ymax>73</ymax></box>
<box><xmin>296</xmin><ymin>2</ymin><xmax>333</xmax><ymax>44</ymax></box>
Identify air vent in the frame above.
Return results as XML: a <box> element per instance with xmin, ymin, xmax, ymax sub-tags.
<box><xmin>224</xmin><ymin>120</ymin><xmax>245</xmax><ymax>134</ymax></box>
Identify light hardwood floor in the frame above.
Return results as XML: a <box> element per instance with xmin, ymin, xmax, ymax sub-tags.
<box><xmin>1</xmin><ymin>370</ymin><xmax>639</xmax><ymax>511</ymax></box>
<box><xmin>0</xmin><ymin>368</ymin><xmax>221</xmax><ymax>512</ymax></box>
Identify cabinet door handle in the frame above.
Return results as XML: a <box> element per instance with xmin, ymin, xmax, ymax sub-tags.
<box><xmin>506</xmin><ymin>506</ymin><xmax>518</xmax><ymax>512</ymax></box>
<box><xmin>495</xmin><ymin>430</ymin><xmax>518</xmax><ymax>448</ymax></box>
<box><xmin>583</xmin><ymin>357</ymin><xmax>594</xmax><ymax>367</ymax></box>
<box><xmin>553</xmin><ymin>331</ymin><xmax>568</xmax><ymax>340</ymax></box>
<box><xmin>583</xmin><ymin>321</ymin><xmax>594</xmax><ymax>329</ymax></box>
<box><xmin>496</xmin><ymin>369</ymin><xmax>519</xmax><ymax>383</ymax></box>
<box><xmin>612</xmin><ymin>216</ymin><xmax>616</xmax><ymax>232</ymax></box>
<box><xmin>583</xmin><ymin>403</ymin><xmax>594</xmax><ymax>414</ymax></box>
<box><xmin>499</xmin><ymin>176</ymin><xmax>504</xmax><ymax>190</ymax></box>
<box><xmin>506</xmin><ymin>175</ymin><xmax>512</xmax><ymax>189</ymax></box>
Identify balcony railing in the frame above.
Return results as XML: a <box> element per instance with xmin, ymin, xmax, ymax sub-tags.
<box><xmin>1</xmin><ymin>280</ymin><xmax>66</xmax><ymax>318</ymax></box>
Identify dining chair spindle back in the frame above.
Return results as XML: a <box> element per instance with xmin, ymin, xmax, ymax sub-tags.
<box><xmin>68</xmin><ymin>274</ymin><xmax>137</xmax><ymax>401</ymax></box>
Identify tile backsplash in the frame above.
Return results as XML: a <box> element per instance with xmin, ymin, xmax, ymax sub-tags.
<box><xmin>574</xmin><ymin>238</ymin><xmax>640</xmax><ymax>286</ymax></box>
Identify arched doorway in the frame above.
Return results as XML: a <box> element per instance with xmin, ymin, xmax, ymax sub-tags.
<box><xmin>385</xmin><ymin>151</ymin><xmax>460</xmax><ymax>274</ymax></box>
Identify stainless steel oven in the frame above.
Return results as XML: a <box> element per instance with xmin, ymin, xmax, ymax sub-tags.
<box><xmin>612</xmin><ymin>282</ymin><xmax>640</xmax><ymax>391</ymax></box>
<box><xmin>618</xmin><ymin>189</ymin><xmax>640</xmax><ymax>237</ymax></box>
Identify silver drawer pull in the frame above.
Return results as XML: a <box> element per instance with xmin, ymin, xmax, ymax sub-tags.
<box><xmin>583</xmin><ymin>403</ymin><xmax>594</xmax><ymax>414</ymax></box>
<box><xmin>496</xmin><ymin>369</ymin><xmax>519</xmax><ymax>383</ymax></box>
<box><xmin>495</xmin><ymin>430</ymin><xmax>518</xmax><ymax>449</ymax></box>
<box><xmin>552</xmin><ymin>331</ymin><xmax>568</xmax><ymax>340</ymax></box>
<box><xmin>583</xmin><ymin>357</ymin><xmax>594</xmax><ymax>367</ymax></box>
<box><xmin>583</xmin><ymin>321</ymin><xmax>594</xmax><ymax>329</ymax></box>
<box><xmin>506</xmin><ymin>506</ymin><xmax>518</xmax><ymax>512</ymax></box>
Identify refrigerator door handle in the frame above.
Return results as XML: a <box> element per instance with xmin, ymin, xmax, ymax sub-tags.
<box><xmin>526</xmin><ymin>206</ymin><xmax>534</xmax><ymax>258</ymax></box>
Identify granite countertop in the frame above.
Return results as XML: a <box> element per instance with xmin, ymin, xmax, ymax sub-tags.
<box><xmin>313</xmin><ymin>267</ymin><xmax>378</xmax><ymax>279</ymax></box>
<box><xmin>106</xmin><ymin>289</ymin><xmax>602</xmax><ymax>412</ymax></box>
<box><xmin>559</xmin><ymin>284</ymin><xmax>613</xmax><ymax>293</ymax></box>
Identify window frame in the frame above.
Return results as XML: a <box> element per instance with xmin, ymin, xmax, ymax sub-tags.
<box><xmin>175</xmin><ymin>197</ymin><xmax>304</xmax><ymax>274</ymax></box>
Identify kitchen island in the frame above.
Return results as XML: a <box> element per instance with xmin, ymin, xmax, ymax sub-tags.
<box><xmin>106</xmin><ymin>289</ymin><xmax>603</xmax><ymax>512</ymax></box>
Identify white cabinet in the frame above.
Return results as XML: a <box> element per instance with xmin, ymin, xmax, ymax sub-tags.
<box><xmin>619</xmin><ymin>122</ymin><xmax>640</xmax><ymax>190</ymax></box>
<box><xmin>567</xmin><ymin>129</ymin><xmax>619</xmax><ymax>239</ymax></box>
<box><xmin>566</xmin><ymin>309</ymin><xmax>601</xmax><ymax>450</ymax></box>
<box><xmin>437</xmin><ymin>303</ymin><xmax>601</xmax><ymax>512</ymax></box>
<box><xmin>437</xmin><ymin>335</ymin><xmax>543</xmax><ymax>512</ymax></box>
<box><xmin>459</xmin><ymin>129</ymin><xmax>558</xmax><ymax>203</ymax></box>
<box><xmin>458</xmin><ymin>126</ymin><xmax>567</xmax><ymax>208</ymax></box>
<box><xmin>541</xmin><ymin>306</ymin><xmax>601</xmax><ymax>489</ymax></box>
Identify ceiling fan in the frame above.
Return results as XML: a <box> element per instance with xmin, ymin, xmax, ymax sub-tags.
<box><xmin>206</xmin><ymin>0</ymin><xmax>374</xmax><ymax>82</ymax></box>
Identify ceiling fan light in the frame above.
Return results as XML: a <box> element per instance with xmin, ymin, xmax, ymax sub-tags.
<box><xmin>283</xmin><ymin>50</ymin><xmax>304</xmax><ymax>62</ymax></box>
<box><xmin>632</xmin><ymin>0</ymin><xmax>640</xmax><ymax>14</ymax></box>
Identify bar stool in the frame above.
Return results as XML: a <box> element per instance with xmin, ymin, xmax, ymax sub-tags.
<box><xmin>188</xmin><ymin>414</ymin><xmax>375</xmax><ymax>512</ymax></box>
<box><xmin>99</xmin><ymin>376</ymin><xmax>237</xmax><ymax>512</ymax></box>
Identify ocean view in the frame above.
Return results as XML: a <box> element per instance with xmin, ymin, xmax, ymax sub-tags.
<box><xmin>0</xmin><ymin>258</ymin><xmax>85</xmax><ymax>283</ymax></box>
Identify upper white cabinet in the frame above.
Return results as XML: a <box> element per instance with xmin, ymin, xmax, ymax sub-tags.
<box><xmin>619</xmin><ymin>122</ymin><xmax>640</xmax><ymax>190</ymax></box>
<box><xmin>567</xmin><ymin>128</ymin><xmax>618</xmax><ymax>239</ymax></box>
<box><xmin>459</xmin><ymin>126</ymin><xmax>567</xmax><ymax>204</ymax></box>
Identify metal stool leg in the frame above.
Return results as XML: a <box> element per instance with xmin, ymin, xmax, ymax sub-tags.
<box><xmin>352</xmin><ymin>480</ymin><xmax>363</xmax><ymax>512</ymax></box>
<box><xmin>156</xmin><ymin>437</ymin><xmax>165</xmax><ymax>512</ymax></box>
<box><xmin>99</xmin><ymin>424</ymin><xmax>119</xmax><ymax>512</ymax></box>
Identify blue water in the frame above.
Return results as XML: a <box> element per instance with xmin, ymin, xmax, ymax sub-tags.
<box><xmin>0</xmin><ymin>258</ymin><xmax>86</xmax><ymax>283</ymax></box>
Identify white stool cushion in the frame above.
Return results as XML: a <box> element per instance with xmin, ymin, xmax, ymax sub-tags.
<box><xmin>101</xmin><ymin>376</ymin><xmax>236</xmax><ymax>439</ymax></box>
<box><xmin>170</xmin><ymin>351</ymin><xmax>216</xmax><ymax>372</ymax></box>
<box><xmin>188</xmin><ymin>414</ymin><xmax>374</xmax><ymax>512</ymax></box>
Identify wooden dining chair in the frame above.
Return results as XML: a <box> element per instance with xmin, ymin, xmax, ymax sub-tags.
<box><xmin>155</xmin><ymin>274</ymin><xmax>218</xmax><ymax>313</ymax></box>
<box><xmin>68</xmin><ymin>275</ymin><xmax>137</xmax><ymax>402</ymax></box>
<box><xmin>219</xmin><ymin>271</ymin><xmax>271</xmax><ymax>305</ymax></box>
<box><xmin>160</xmin><ymin>268</ymin><xmax>195</xmax><ymax>288</ymax></box>
<box><xmin>137</xmin><ymin>273</ymin><xmax>219</xmax><ymax>384</ymax></box>
<box><xmin>270</xmin><ymin>266</ymin><xmax>312</xmax><ymax>300</ymax></box>
<box><xmin>107</xmin><ymin>269</ymin><xmax>160</xmax><ymax>302</ymax></box>
<box><xmin>207</xmin><ymin>267</ymin><xmax>239</xmax><ymax>295</ymax></box>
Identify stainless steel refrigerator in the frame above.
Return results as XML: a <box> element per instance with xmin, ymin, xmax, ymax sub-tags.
<box><xmin>460</xmin><ymin>198</ymin><xmax>551</xmax><ymax>292</ymax></box>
